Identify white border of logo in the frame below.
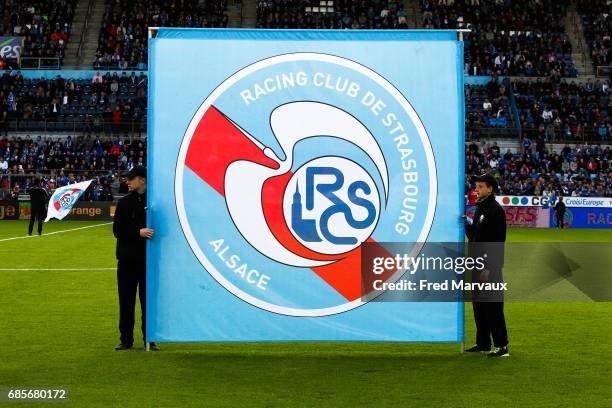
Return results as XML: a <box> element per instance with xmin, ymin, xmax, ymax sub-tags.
<box><xmin>175</xmin><ymin>53</ymin><xmax>438</xmax><ymax>317</ymax></box>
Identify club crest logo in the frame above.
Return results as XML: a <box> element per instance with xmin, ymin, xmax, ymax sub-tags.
<box><xmin>54</xmin><ymin>188</ymin><xmax>83</xmax><ymax>210</ymax></box>
<box><xmin>176</xmin><ymin>53</ymin><xmax>437</xmax><ymax>316</ymax></box>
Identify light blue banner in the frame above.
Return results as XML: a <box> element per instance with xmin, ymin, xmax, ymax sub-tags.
<box><xmin>0</xmin><ymin>69</ymin><xmax>147</xmax><ymax>79</ymax></box>
<box><xmin>147</xmin><ymin>29</ymin><xmax>465</xmax><ymax>342</ymax></box>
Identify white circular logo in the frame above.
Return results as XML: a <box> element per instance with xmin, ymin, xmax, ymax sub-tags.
<box><xmin>175</xmin><ymin>53</ymin><xmax>438</xmax><ymax>317</ymax></box>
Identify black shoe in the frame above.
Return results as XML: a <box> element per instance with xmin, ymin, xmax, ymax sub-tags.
<box><xmin>465</xmin><ymin>345</ymin><xmax>490</xmax><ymax>353</ymax></box>
<box><xmin>114</xmin><ymin>343</ymin><xmax>133</xmax><ymax>351</ymax></box>
<box><xmin>488</xmin><ymin>346</ymin><xmax>509</xmax><ymax>358</ymax></box>
<box><xmin>147</xmin><ymin>342</ymin><xmax>160</xmax><ymax>351</ymax></box>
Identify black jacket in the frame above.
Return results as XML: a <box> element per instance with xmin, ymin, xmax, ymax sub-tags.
<box><xmin>465</xmin><ymin>193</ymin><xmax>506</xmax><ymax>271</ymax></box>
<box><xmin>113</xmin><ymin>191</ymin><xmax>146</xmax><ymax>261</ymax></box>
<box><xmin>466</xmin><ymin>194</ymin><xmax>507</xmax><ymax>242</ymax></box>
<box><xmin>555</xmin><ymin>200</ymin><xmax>566</xmax><ymax>214</ymax></box>
<box><xmin>29</xmin><ymin>186</ymin><xmax>48</xmax><ymax>212</ymax></box>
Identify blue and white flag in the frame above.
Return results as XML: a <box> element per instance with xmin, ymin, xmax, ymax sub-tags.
<box><xmin>45</xmin><ymin>180</ymin><xmax>93</xmax><ymax>222</ymax></box>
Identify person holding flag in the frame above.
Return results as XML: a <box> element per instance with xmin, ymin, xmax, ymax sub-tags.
<box><xmin>28</xmin><ymin>178</ymin><xmax>49</xmax><ymax>235</ymax></box>
<box><xmin>112</xmin><ymin>166</ymin><xmax>158</xmax><ymax>351</ymax></box>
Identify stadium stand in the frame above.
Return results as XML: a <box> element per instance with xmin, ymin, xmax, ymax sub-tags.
<box><xmin>577</xmin><ymin>0</ymin><xmax>611</xmax><ymax>72</ymax></box>
<box><xmin>0</xmin><ymin>134</ymin><xmax>146</xmax><ymax>200</ymax></box>
<box><xmin>465</xmin><ymin>141</ymin><xmax>611</xmax><ymax>197</ymax></box>
<box><xmin>0</xmin><ymin>70</ymin><xmax>147</xmax><ymax>132</ymax></box>
<box><xmin>0</xmin><ymin>0</ymin><xmax>609</xmax><ymax>201</ymax></box>
<box><xmin>94</xmin><ymin>0</ymin><xmax>229</xmax><ymax>70</ymax></box>
<box><xmin>465</xmin><ymin>77</ymin><xmax>517</xmax><ymax>139</ymax></box>
<box><xmin>420</xmin><ymin>0</ymin><xmax>577</xmax><ymax>77</ymax></box>
<box><xmin>514</xmin><ymin>78</ymin><xmax>611</xmax><ymax>142</ymax></box>
<box><xmin>0</xmin><ymin>0</ymin><xmax>78</xmax><ymax>69</ymax></box>
<box><xmin>256</xmin><ymin>0</ymin><xmax>408</xmax><ymax>29</ymax></box>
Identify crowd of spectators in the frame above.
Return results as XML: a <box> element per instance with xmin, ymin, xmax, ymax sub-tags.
<box><xmin>94</xmin><ymin>0</ymin><xmax>228</xmax><ymax>70</ymax></box>
<box><xmin>514</xmin><ymin>78</ymin><xmax>610</xmax><ymax>141</ymax></box>
<box><xmin>577</xmin><ymin>0</ymin><xmax>611</xmax><ymax>69</ymax></box>
<box><xmin>465</xmin><ymin>77</ymin><xmax>515</xmax><ymax>138</ymax></box>
<box><xmin>0</xmin><ymin>134</ymin><xmax>146</xmax><ymax>200</ymax></box>
<box><xmin>466</xmin><ymin>140</ymin><xmax>612</xmax><ymax>197</ymax></box>
<box><xmin>256</xmin><ymin>0</ymin><xmax>408</xmax><ymax>29</ymax></box>
<box><xmin>0</xmin><ymin>171</ymin><xmax>126</xmax><ymax>201</ymax></box>
<box><xmin>0</xmin><ymin>0</ymin><xmax>77</xmax><ymax>68</ymax></box>
<box><xmin>420</xmin><ymin>0</ymin><xmax>577</xmax><ymax>77</ymax></box>
<box><xmin>0</xmin><ymin>70</ymin><xmax>147</xmax><ymax>131</ymax></box>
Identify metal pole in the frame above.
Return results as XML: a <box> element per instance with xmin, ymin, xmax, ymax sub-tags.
<box><xmin>457</xmin><ymin>28</ymin><xmax>468</xmax><ymax>353</ymax></box>
<box><xmin>456</xmin><ymin>29</ymin><xmax>470</xmax><ymax>42</ymax></box>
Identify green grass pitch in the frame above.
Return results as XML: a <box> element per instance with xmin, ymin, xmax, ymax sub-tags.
<box><xmin>0</xmin><ymin>221</ymin><xmax>611</xmax><ymax>407</ymax></box>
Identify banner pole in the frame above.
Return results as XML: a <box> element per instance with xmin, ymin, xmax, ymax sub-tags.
<box><xmin>456</xmin><ymin>29</ymin><xmax>471</xmax><ymax>42</ymax></box>
<box><xmin>457</xmin><ymin>28</ymin><xmax>468</xmax><ymax>353</ymax></box>
<box><xmin>144</xmin><ymin>25</ymin><xmax>158</xmax><ymax>354</ymax></box>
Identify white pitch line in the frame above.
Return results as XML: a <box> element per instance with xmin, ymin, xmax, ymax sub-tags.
<box><xmin>0</xmin><ymin>268</ymin><xmax>115</xmax><ymax>271</ymax></box>
<box><xmin>0</xmin><ymin>222</ymin><xmax>112</xmax><ymax>243</ymax></box>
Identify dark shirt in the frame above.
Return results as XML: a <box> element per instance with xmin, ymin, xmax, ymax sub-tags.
<box><xmin>555</xmin><ymin>201</ymin><xmax>566</xmax><ymax>214</ymax></box>
<box><xmin>466</xmin><ymin>194</ymin><xmax>507</xmax><ymax>242</ymax></box>
<box><xmin>113</xmin><ymin>191</ymin><xmax>146</xmax><ymax>261</ymax></box>
<box><xmin>29</xmin><ymin>186</ymin><xmax>48</xmax><ymax>212</ymax></box>
<box><xmin>465</xmin><ymin>193</ymin><xmax>507</xmax><ymax>271</ymax></box>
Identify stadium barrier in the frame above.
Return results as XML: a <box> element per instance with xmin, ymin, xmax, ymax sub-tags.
<box><xmin>496</xmin><ymin>195</ymin><xmax>612</xmax><ymax>208</ymax></box>
<box><xmin>466</xmin><ymin>205</ymin><xmax>550</xmax><ymax>228</ymax></box>
<box><xmin>0</xmin><ymin>69</ymin><xmax>147</xmax><ymax>79</ymax></box>
<box><xmin>550</xmin><ymin>207</ymin><xmax>612</xmax><ymax>229</ymax></box>
<box><xmin>466</xmin><ymin>196</ymin><xmax>612</xmax><ymax>229</ymax></box>
<box><xmin>0</xmin><ymin>200</ymin><xmax>115</xmax><ymax>221</ymax></box>
<box><xmin>3</xmin><ymin>119</ymin><xmax>146</xmax><ymax>134</ymax></box>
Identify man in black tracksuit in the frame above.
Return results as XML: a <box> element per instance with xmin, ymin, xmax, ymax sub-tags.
<box><xmin>28</xmin><ymin>178</ymin><xmax>48</xmax><ymax>236</ymax></box>
<box><xmin>112</xmin><ymin>166</ymin><xmax>158</xmax><ymax>351</ymax></box>
<box><xmin>464</xmin><ymin>173</ymin><xmax>509</xmax><ymax>357</ymax></box>
<box><xmin>554</xmin><ymin>196</ymin><xmax>566</xmax><ymax>228</ymax></box>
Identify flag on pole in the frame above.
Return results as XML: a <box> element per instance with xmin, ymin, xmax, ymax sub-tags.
<box><xmin>45</xmin><ymin>180</ymin><xmax>93</xmax><ymax>222</ymax></box>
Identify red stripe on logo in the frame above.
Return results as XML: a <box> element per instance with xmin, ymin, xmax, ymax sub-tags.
<box><xmin>185</xmin><ymin>105</ymin><xmax>278</xmax><ymax>195</ymax></box>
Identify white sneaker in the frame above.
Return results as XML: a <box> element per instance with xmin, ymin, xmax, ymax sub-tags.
<box><xmin>488</xmin><ymin>346</ymin><xmax>509</xmax><ymax>357</ymax></box>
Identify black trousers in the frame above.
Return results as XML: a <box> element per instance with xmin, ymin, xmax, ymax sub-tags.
<box><xmin>556</xmin><ymin>212</ymin><xmax>565</xmax><ymax>228</ymax></box>
<box><xmin>28</xmin><ymin>209</ymin><xmax>44</xmax><ymax>235</ymax></box>
<box><xmin>117</xmin><ymin>259</ymin><xmax>146</xmax><ymax>345</ymax></box>
<box><xmin>472</xmin><ymin>301</ymin><xmax>508</xmax><ymax>348</ymax></box>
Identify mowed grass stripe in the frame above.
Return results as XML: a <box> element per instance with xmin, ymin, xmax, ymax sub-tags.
<box><xmin>0</xmin><ymin>222</ymin><xmax>111</xmax><ymax>242</ymax></box>
<box><xmin>0</xmin><ymin>221</ymin><xmax>116</xmax><ymax>269</ymax></box>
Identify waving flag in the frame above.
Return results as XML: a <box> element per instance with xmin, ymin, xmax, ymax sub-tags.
<box><xmin>45</xmin><ymin>180</ymin><xmax>93</xmax><ymax>222</ymax></box>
